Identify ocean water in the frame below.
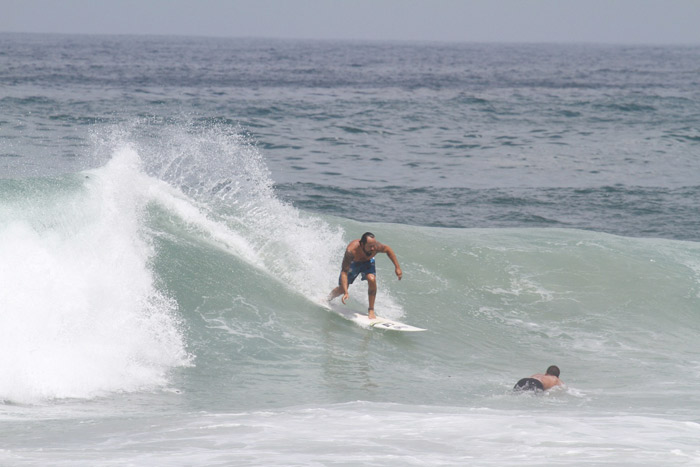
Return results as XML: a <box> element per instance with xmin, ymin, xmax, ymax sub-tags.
<box><xmin>1</xmin><ymin>33</ymin><xmax>700</xmax><ymax>465</ymax></box>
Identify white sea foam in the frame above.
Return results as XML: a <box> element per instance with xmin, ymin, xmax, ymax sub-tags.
<box><xmin>5</xmin><ymin>403</ymin><xmax>698</xmax><ymax>466</ymax></box>
<box><xmin>131</xmin><ymin>123</ymin><xmax>404</xmax><ymax>317</ymax></box>
<box><xmin>0</xmin><ymin>146</ymin><xmax>190</xmax><ymax>403</ymax></box>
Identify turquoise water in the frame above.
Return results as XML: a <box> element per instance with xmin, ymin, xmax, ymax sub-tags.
<box><xmin>1</xmin><ymin>34</ymin><xmax>700</xmax><ymax>465</ymax></box>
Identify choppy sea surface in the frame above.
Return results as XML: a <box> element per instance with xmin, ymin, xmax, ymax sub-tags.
<box><xmin>1</xmin><ymin>33</ymin><xmax>700</xmax><ymax>465</ymax></box>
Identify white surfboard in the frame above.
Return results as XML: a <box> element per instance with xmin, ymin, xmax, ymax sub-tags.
<box><xmin>326</xmin><ymin>302</ymin><xmax>426</xmax><ymax>332</ymax></box>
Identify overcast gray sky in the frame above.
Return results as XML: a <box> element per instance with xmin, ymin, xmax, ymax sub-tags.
<box><xmin>2</xmin><ymin>0</ymin><xmax>699</xmax><ymax>44</ymax></box>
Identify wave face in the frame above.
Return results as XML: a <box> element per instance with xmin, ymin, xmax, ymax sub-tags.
<box><xmin>3</xmin><ymin>125</ymin><xmax>699</xmax><ymax>465</ymax></box>
<box><xmin>0</xmin><ymin>146</ymin><xmax>191</xmax><ymax>403</ymax></box>
<box><xmin>3</xmin><ymin>124</ymin><xmax>699</xmax><ymax>416</ymax></box>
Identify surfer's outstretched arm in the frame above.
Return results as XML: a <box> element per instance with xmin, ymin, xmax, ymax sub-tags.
<box><xmin>379</xmin><ymin>244</ymin><xmax>402</xmax><ymax>280</ymax></box>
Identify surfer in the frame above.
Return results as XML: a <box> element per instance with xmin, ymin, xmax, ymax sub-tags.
<box><xmin>513</xmin><ymin>365</ymin><xmax>563</xmax><ymax>392</ymax></box>
<box><xmin>328</xmin><ymin>232</ymin><xmax>402</xmax><ymax>319</ymax></box>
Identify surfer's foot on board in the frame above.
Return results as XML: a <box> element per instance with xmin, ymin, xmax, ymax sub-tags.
<box><xmin>368</xmin><ymin>308</ymin><xmax>376</xmax><ymax>320</ymax></box>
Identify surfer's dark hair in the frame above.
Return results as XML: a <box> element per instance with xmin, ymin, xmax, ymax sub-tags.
<box><xmin>546</xmin><ymin>365</ymin><xmax>560</xmax><ymax>377</ymax></box>
<box><xmin>360</xmin><ymin>232</ymin><xmax>375</xmax><ymax>244</ymax></box>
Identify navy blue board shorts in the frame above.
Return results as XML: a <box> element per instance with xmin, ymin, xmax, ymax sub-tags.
<box><xmin>340</xmin><ymin>258</ymin><xmax>376</xmax><ymax>285</ymax></box>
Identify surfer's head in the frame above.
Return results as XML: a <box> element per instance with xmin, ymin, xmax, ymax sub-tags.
<box><xmin>546</xmin><ymin>365</ymin><xmax>560</xmax><ymax>377</ymax></box>
<box><xmin>360</xmin><ymin>232</ymin><xmax>375</xmax><ymax>245</ymax></box>
<box><xmin>360</xmin><ymin>232</ymin><xmax>377</xmax><ymax>256</ymax></box>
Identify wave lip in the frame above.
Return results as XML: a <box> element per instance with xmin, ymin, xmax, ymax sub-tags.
<box><xmin>0</xmin><ymin>146</ymin><xmax>190</xmax><ymax>404</ymax></box>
